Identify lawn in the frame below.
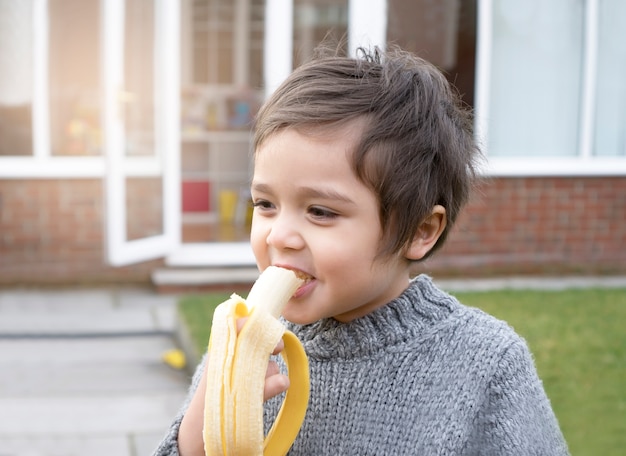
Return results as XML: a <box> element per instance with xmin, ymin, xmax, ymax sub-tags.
<box><xmin>178</xmin><ymin>286</ymin><xmax>626</xmax><ymax>456</ymax></box>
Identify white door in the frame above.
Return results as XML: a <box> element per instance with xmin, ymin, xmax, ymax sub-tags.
<box><xmin>103</xmin><ymin>0</ymin><xmax>181</xmax><ymax>266</ymax></box>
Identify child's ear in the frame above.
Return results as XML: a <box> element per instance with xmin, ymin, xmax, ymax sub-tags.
<box><xmin>405</xmin><ymin>205</ymin><xmax>447</xmax><ymax>261</ymax></box>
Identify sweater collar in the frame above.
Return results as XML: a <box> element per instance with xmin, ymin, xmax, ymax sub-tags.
<box><xmin>284</xmin><ymin>275</ymin><xmax>460</xmax><ymax>360</ymax></box>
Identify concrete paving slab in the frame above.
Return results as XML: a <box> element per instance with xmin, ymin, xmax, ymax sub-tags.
<box><xmin>0</xmin><ymin>337</ymin><xmax>190</xmax><ymax>396</ymax></box>
<box><xmin>0</xmin><ymin>287</ymin><xmax>180</xmax><ymax>336</ymax></box>
<box><xmin>115</xmin><ymin>288</ymin><xmax>180</xmax><ymax>309</ymax></box>
<box><xmin>0</xmin><ymin>337</ymin><xmax>179</xmax><ymax>365</ymax></box>
<box><xmin>0</xmin><ymin>310</ymin><xmax>164</xmax><ymax>335</ymax></box>
<box><xmin>1</xmin><ymin>364</ymin><xmax>189</xmax><ymax>396</ymax></box>
<box><xmin>0</xmin><ymin>435</ymin><xmax>132</xmax><ymax>456</ymax></box>
<box><xmin>135</xmin><ymin>432</ymin><xmax>173</xmax><ymax>456</ymax></box>
<box><xmin>0</xmin><ymin>287</ymin><xmax>190</xmax><ymax>456</ymax></box>
<box><xmin>0</xmin><ymin>289</ymin><xmax>116</xmax><ymax>313</ymax></box>
<box><xmin>0</xmin><ymin>393</ymin><xmax>185</xmax><ymax>435</ymax></box>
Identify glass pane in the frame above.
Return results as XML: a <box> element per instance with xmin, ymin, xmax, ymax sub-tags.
<box><xmin>487</xmin><ymin>0</ymin><xmax>584</xmax><ymax>157</ymax></box>
<box><xmin>124</xmin><ymin>0</ymin><xmax>156</xmax><ymax>156</ymax></box>
<box><xmin>181</xmin><ymin>142</ymin><xmax>210</xmax><ymax>172</ymax></box>
<box><xmin>214</xmin><ymin>139</ymin><xmax>251</xmax><ymax>174</ymax></box>
<box><xmin>388</xmin><ymin>0</ymin><xmax>459</xmax><ymax>70</ymax></box>
<box><xmin>49</xmin><ymin>0</ymin><xmax>101</xmax><ymax>156</ymax></box>
<box><xmin>0</xmin><ymin>0</ymin><xmax>33</xmax><ymax>156</ymax></box>
<box><xmin>249</xmin><ymin>0</ymin><xmax>265</xmax><ymax>89</ymax></box>
<box><xmin>293</xmin><ymin>0</ymin><xmax>348</xmax><ymax>69</ymax></box>
<box><xmin>593</xmin><ymin>0</ymin><xmax>626</xmax><ymax>157</ymax></box>
<box><xmin>192</xmin><ymin>0</ymin><xmax>235</xmax><ymax>84</ymax></box>
<box><xmin>126</xmin><ymin>177</ymin><xmax>163</xmax><ymax>240</ymax></box>
<box><xmin>211</xmin><ymin>140</ymin><xmax>252</xmax><ymax>242</ymax></box>
<box><xmin>182</xmin><ymin>0</ymin><xmax>262</xmax><ymax>244</ymax></box>
<box><xmin>387</xmin><ymin>0</ymin><xmax>476</xmax><ymax>106</ymax></box>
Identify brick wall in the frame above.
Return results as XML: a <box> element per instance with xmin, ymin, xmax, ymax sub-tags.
<box><xmin>0</xmin><ymin>179</ymin><xmax>162</xmax><ymax>285</ymax></box>
<box><xmin>424</xmin><ymin>176</ymin><xmax>626</xmax><ymax>276</ymax></box>
<box><xmin>1</xmin><ymin>177</ymin><xmax>625</xmax><ymax>286</ymax></box>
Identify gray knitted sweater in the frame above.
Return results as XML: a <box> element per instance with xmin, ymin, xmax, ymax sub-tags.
<box><xmin>153</xmin><ymin>275</ymin><xmax>569</xmax><ymax>455</ymax></box>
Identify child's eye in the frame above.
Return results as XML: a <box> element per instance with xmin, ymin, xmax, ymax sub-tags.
<box><xmin>308</xmin><ymin>206</ymin><xmax>338</xmax><ymax>220</ymax></box>
<box><xmin>252</xmin><ymin>199</ymin><xmax>274</xmax><ymax>211</ymax></box>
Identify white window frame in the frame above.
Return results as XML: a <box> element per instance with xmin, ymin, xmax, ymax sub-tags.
<box><xmin>263</xmin><ymin>0</ymin><xmax>387</xmax><ymax>98</ymax></box>
<box><xmin>348</xmin><ymin>0</ymin><xmax>387</xmax><ymax>54</ymax></box>
<box><xmin>103</xmin><ymin>0</ymin><xmax>180</xmax><ymax>266</ymax></box>
<box><xmin>0</xmin><ymin>0</ymin><xmax>106</xmax><ymax>178</ymax></box>
<box><xmin>475</xmin><ymin>0</ymin><xmax>626</xmax><ymax>176</ymax></box>
<box><xmin>0</xmin><ymin>0</ymin><xmax>181</xmax><ymax>266</ymax></box>
<box><xmin>0</xmin><ymin>0</ymin><xmax>180</xmax><ymax>183</ymax></box>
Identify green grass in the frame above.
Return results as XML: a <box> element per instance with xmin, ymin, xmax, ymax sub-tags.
<box><xmin>178</xmin><ymin>292</ymin><xmax>232</xmax><ymax>356</ymax></box>
<box><xmin>453</xmin><ymin>288</ymin><xmax>626</xmax><ymax>456</ymax></box>
<box><xmin>178</xmin><ymin>287</ymin><xmax>626</xmax><ymax>456</ymax></box>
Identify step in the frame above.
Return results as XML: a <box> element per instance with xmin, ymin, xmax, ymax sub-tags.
<box><xmin>151</xmin><ymin>267</ymin><xmax>260</xmax><ymax>293</ymax></box>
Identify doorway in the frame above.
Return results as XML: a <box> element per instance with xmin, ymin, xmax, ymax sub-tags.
<box><xmin>179</xmin><ymin>0</ymin><xmax>265</xmax><ymax>244</ymax></box>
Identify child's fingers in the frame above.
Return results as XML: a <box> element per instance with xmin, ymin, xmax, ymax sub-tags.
<box><xmin>271</xmin><ymin>338</ymin><xmax>285</xmax><ymax>355</ymax></box>
<box><xmin>264</xmin><ymin>360</ymin><xmax>290</xmax><ymax>401</ymax></box>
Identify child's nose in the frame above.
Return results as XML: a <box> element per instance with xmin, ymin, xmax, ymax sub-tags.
<box><xmin>266</xmin><ymin>214</ymin><xmax>305</xmax><ymax>251</ymax></box>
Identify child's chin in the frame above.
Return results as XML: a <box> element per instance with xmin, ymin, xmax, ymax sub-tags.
<box><xmin>283</xmin><ymin>309</ymin><xmax>317</xmax><ymax>326</ymax></box>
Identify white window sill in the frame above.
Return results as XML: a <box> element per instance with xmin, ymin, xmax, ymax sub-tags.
<box><xmin>479</xmin><ymin>157</ymin><xmax>626</xmax><ymax>177</ymax></box>
<box><xmin>1</xmin><ymin>156</ymin><xmax>625</xmax><ymax>179</ymax></box>
<box><xmin>0</xmin><ymin>156</ymin><xmax>161</xmax><ymax>178</ymax></box>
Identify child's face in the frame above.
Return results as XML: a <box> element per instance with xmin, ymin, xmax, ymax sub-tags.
<box><xmin>250</xmin><ymin>123</ymin><xmax>413</xmax><ymax>324</ymax></box>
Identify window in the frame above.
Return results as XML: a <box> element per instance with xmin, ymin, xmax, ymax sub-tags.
<box><xmin>48</xmin><ymin>0</ymin><xmax>101</xmax><ymax>156</ymax></box>
<box><xmin>249</xmin><ymin>0</ymin><xmax>265</xmax><ymax>89</ymax></box>
<box><xmin>293</xmin><ymin>0</ymin><xmax>348</xmax><ymax>68</ymax></box>
<box><xmin>387</xmin><ymin>0</ymin><xmax>476</xmax><ymax>107</ymax></box>
<box><xmin>477</xmin><ymin>0</ymin><xmax>626</xmax><ymax>174</ymax></box>
<box><xmin>0</xmin><ymin>0</ymin><xmax>179</xmax><ymax>180</ymax></box>
<box><xmin>0</xmin><ymin>0</ymin><xmax>102</xmax><ymax>163</ymax></box>
<box><xmin>486</xmin><ymin>1</ymin><xmax>584</xmax><ymax>158</ymax></box>
<box><xmin>594</xmin><ymin>0</ymin><xmax>626</xmax><ymax>157</ymax></box>
<box><xmin>0</xmin><ymin>1</ymin><xmax>34</xmax><ymax>156</ymax></box>
<box><xmin>188</xmin><ymin>0</ymin><xmax>264</xmax><ymax>87</ymax></box>
<box><xmin>123</xmin><ymin>0</ymin><xmax>156</xmax><ymax>157</ymax></box>
<box><xmin>191</xmin><ymin>0</ymin><xmax>235</xmax><ymax>84</ymax></box>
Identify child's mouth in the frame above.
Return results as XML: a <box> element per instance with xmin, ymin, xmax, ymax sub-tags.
<box><xmin>293</xmin><ymin>271</ymin><xmax>315</xmax><ymax>298</ymax></box>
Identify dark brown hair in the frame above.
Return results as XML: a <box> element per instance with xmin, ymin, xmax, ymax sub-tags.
<box><xmin>254</xmin><ymin>46</ymin><xmax>481</xmax><ymax>261</ymax></box>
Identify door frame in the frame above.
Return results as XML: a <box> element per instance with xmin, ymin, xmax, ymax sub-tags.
<box><xmin>103</xmin><ymin>0</ymin><xmax>181</xmax><ymax>266</ymax></box>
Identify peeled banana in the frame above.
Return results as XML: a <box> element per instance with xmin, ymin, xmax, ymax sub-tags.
<box><xmin>203</xmin><ymin>266</ymin><xmax>310</xmax><ymax>456</ymax></box>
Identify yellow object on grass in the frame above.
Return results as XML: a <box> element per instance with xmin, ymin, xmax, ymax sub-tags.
<box><xmin>162</xmin><ymin>348</ymin><xmax>187</xmax><ymax>370</ymax></box>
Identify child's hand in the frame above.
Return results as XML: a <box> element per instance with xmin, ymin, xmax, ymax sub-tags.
<box><xmin>178</xmin><ymin>318</ymin><xmax>289</xmax><ymax>456</ymax></box>
<box><xmin>265</xmin><ymin>336</ymin><xmax>291</xmax><ymax>400</ymax></box>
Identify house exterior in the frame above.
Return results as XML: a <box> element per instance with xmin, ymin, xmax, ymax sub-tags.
<box><xmin>1</xmin><ymin>0</ymin><xmax>624</xmax><ymax>287</ymax></box>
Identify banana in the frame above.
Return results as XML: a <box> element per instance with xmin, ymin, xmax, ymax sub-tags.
<box><xmin>203</xmin><ymin>266</ymin><xmax>310</xmax><ymax>456</ymax></box>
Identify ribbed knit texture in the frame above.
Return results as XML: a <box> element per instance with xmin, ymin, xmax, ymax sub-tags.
<box><xmin>153</xmin><ymin>275</ymin><xmax>569</xmax><ymax>455</ymax></box>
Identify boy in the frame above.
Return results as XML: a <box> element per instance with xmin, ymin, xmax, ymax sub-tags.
<box><xmin>155</xmin><ymin>46</ymin><xmax>569</xmax><ymax>455</ymax></box>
